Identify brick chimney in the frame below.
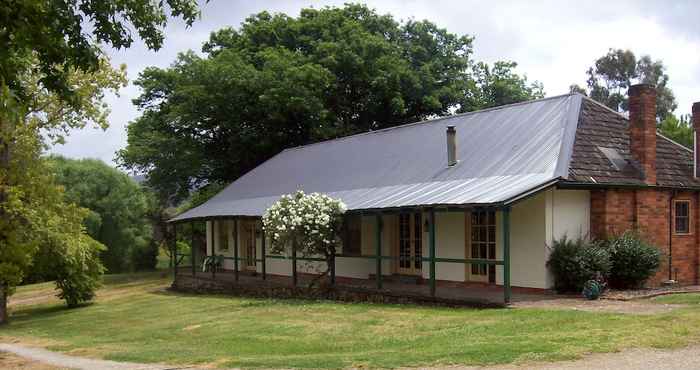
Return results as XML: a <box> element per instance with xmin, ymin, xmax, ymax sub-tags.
<box><xmin>629</xmin><ymin>84</ymin><xmax>657</xmax><ymax>185</ymax></box>
<box><xmin>693</xmin><ymin>102</ymin><xmax>700</xmax><ymax>178</ymax></box>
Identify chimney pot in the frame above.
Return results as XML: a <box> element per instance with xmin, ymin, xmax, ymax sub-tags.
<box><xmin>446</xmin><ymin>125</ymin><xmax>457</xmax><ymax>167</ymax></box>
<box><xmin>628</xmin><ymin>84</ymin><xmax>657</xmax><ymax>185</ymax></box>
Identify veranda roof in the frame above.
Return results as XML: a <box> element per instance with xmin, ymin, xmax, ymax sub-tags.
<box><xmin>171</xmin><ymin>94</ymin><xmax>582</xmax><ymax>222</ymax></box>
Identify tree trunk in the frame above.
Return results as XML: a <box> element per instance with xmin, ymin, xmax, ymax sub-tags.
<box><xmin>0</xmin><ymin>283</ymin><xmax>8</xmax><ymax>325</ymax></box>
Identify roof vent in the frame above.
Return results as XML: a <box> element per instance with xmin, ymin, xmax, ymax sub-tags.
<box><xmin>446</xmin><ymin>125</ymin><xmax>457</xmax><ymax>167</ymax></box>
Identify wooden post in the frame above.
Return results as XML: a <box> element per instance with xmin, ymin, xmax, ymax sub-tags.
<box><xmin>234</xmin><ymin>218</ymin><xmax>239</xmax><ymax>282</ymax></box>
<box><xmin>375</xmin><ymin>214</ymin><xmax>382</xmax><ymax>290</ymax></box>
<box><xmin>429</xmin><ymin>209</ymin><xmax>436</xmax><ymax>297</ymax></box>
<box><xmin>261</xmin><ymin>225</ymin><xmax>267</xmax><ymax>281</ymax></box>
<box><xmin>173</xmin><ymin>223</ymin><xmax>178</xmax><ymax>278</ymax></box>
<box><xmin>503</xmin><ymin>207</ymin><xmax>512</xmax><ymax>304</ymax></box>
<box><xmin>191</xmin><ymin>222</ymin><xmax>196</xmax><ymax>278</ymax></box>
<box><xmin>292</xmin><ymin>239</ymin><xmax>298</xmax><ymax>287</ymax></box>
<box><xmin>330</xmin><ymin>249</ymin><xmax>336</xmax><ymax>286</ymax></box>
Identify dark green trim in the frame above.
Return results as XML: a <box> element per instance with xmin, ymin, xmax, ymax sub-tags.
<box><xmin>502</xmin><ymin>206</ymin><xmax>511</xmax><ymax>304</ymax></box>
<box><xmin>292</xmin><ymin>239</ymin><xmax>298</xmax><ymax>286</ymax></box>
<box><xmin>190</xmin><ymin>223</ymin><xmax>196</xmax><ymax>277</ymax></box>
<box><xmin>375</xmin><ymin>214</ymin><xmax>383</xmax><ymax>290</ymax></box>
<box><xmin>233</xmin><ymin>219</ymin><xmax>239</xmax><ymax>281</ymax></box>
<box><xmin>429</xmin><ymin>209</ymin><xmax>436</xmax><ymax>297</ymax></box>
<box><xmin>261</xmin><ymin>227</ymin><xmax>266</xmax><ymax>280</ymax></box>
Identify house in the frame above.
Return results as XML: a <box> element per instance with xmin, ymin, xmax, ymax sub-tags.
<box><xmin>171</xmin><ymin>84</ymin><xmax>700</xmax><ymax>303</ymax></box>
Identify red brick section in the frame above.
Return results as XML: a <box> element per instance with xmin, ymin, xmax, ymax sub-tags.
<box><xmin>590</xmin><ymin>188</ymin><xmax>699</xmax><ymax>286</ymax></box>
<box><xmin>693</xmin><ymin>102</ymin><xmax>700</xmax><ymax>178</ymax></box>
<box><xmin>629</xmin><ymin>84</ymin><xmax>657</xmax><ymax>185</ymax></box>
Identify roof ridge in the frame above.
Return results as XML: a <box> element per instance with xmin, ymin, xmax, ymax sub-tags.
<box><xmin>282</xmin><ymin>93</ymin><xmax>579</xmax><ymax>152</ymax></box>
<box><xmin>656</xmin><ymin>131</ymin><xmax>693</xmax><ymax>153</ymax></box>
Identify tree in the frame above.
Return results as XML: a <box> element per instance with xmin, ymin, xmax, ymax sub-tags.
<box><xmin>262</xmin><ymin>191</ymin><xmax>346</xmax><ymax>287</ymax></box>
<box><xmin>659</xmin><ymin>114</ymin><xmax>693</xmax><ymax>148</ymax></box>
<box><xmin>0</xmin><ymin>0</ymin><xmax>201</xmax><ymax>324</ymax></box>
<box><xmin>1</xmin><ymin>109</ymin><xmax>104</xmax><ymax>316</ymax></box>
<box><xmin>571</xmin><ymin>49</ymin><xmax>677</xmax><ymax>120</ymax></box>
<box><xmin>48</xmin><ymin>156</ymin><xmax>155</xmax><ymax>273</ymax></box>
<box><xmin>118</xmin><ymin>4</ymin><xmax>544</xmax><ymax>203</ymax></box>
<box><xmin>462</xmin><ymin>61</ymin><xmax>544</xmax><ymax>112</ymax></box>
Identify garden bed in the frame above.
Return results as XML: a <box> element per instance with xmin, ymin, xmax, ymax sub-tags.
<box><xmin>603</xmin><ymin>285</ymin><xmax>700</xmax><ymax>301</ymax></box>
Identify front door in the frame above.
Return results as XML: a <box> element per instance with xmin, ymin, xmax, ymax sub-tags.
<box><xmin>468</xmin><ymin>210</ymin><xmax>496</xmax><ymax>283</ymax></box>
<box><xmin>242</xmin><ymin>221</ymin><xmax>257</xmax><ymax>271</ymax></box>
<box><xmin>397</xmin><ymin>212</ymin><xmax>422</xmax><ymax>275</ymax></box>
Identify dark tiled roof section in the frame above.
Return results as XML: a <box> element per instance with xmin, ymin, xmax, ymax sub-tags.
<box><xmin>567</xmin><ymin>97</ymin><xmax>700</xmax><ymax>188</ymax></box>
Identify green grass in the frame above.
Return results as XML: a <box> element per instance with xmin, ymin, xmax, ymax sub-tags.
<box><xmin>4</xmin><ymin>275</ymin><xmax>700</xmax><ymax>369</ymax></box>
<box><xmin>653</xmin><ymin>293</ymin><xmax>700</xmax><ymax>305</ymax></box>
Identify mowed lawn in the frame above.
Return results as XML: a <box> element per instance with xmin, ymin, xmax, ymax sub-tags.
<box><xmin>3</xmin><ymin>273</ymin><xmax>700</xmax><ymax>369</ymax></box>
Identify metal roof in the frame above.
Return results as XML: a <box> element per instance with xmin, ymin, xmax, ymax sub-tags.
<box><xmin>172</xmin><ymin>94</ymin><xmax>583</xmax><ymax>221</ymax></box>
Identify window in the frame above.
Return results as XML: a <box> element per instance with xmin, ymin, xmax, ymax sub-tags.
<box><xmin>217</xmin><ymin>220</ymin><xmax>229</xmax><ymax>251</ymax></box>
<box><xmin>674</xmin><ymin>200</ymin><xmax>691</xmax><ymax>235</ymax></box>
<box><xmin>471</xmin><ymin>210</ymin><xmax>496</xmax><ymax>277</ymax></box>
<box><xmin>342</xmin><ymin>215</ymin><xmax>362</xmax><ymax>256</ymax></box>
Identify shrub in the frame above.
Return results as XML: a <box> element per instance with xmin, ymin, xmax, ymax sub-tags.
<box><xmin>606</xmin><ymin>232</ymin><xmax>662</xmax><ymax>289</ymax></box>
<box><xmin>547</xmin><ymin>235</ymin><xmax>611</xmax><ymax>293</ymax></box>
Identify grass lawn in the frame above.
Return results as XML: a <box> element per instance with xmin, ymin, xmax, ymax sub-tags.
<box><xmin>3</xmin><ymin>275</ymin><xmax>700</xmax><ymax>369</ymax></box>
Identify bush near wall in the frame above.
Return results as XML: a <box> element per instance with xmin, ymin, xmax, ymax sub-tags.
<box><xmin>604</xmin><ymin>231</ymin><xmax>662</xmax><ymax>289</ymax></box>
<box><xmin>547</xmin><ymin>236</ymin><xmax>611</xmax><ymax>293</ymax></box>
<box><xmin>547</xmin><ymin>232</ymin><xmax>662</xmax><ymax>293</ymax></box>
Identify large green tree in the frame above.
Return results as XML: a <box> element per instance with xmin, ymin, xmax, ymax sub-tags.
<box><xmin>48</xmin><ymin>156</ymin><xmax>156</xmax><ymax>273</ymax></box>
<box><xmin>570</xmin><ymin>49</ymin><xmax>677</xmax><ymax>120</ymax></box>
<box><xmin>0</xmin><ymin>0</ymin><xmax>201</xmax><ymax>324</ymax></box>
<box><xmin>118</xmin><ymin>4</ymin><xmax>544</xmax><ymax>202</ymax></box>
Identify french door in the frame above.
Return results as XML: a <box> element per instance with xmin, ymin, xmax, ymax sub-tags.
<box><xmin>397</xmin><ymin>212</ymin><xmax>422</xmax><ymax>275</ymax></box>
<box><xmin>469</xmin><ymin>210</ymin><xmax>496</xmax><ymax>283</ymax></box>
<box><xmin>242</xmin><ymin>221</ymin><xmax>257</xmax><ymax>271</ymax></box>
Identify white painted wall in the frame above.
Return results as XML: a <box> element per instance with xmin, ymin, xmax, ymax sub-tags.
<box><xmin>420</xmin><ymin>212</ymin><xmax>466</xmax><ymax>282</ymax></box>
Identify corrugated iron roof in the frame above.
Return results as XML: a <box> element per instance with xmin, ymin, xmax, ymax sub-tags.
<box><xmin>172</xmin><ymin>94</ymin><xmax>583</xmax><ymax>221</ymax></box>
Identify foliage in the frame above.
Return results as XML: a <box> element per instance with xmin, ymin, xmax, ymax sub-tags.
<box><xmin>463</xmin><ymin>61</ymin><xmax>545</xmax><ymax>112</ymax></box>
<box><xmin>263</xmin><ymin>191</ymin><xmax>346</xmax><ymax>285</ymax></box>
<box><xmin>605</xmin><ymin>232</ymin><xmax>662</xmax><ymax>289</ymax></box>
<box><xmin>546</xmin><ymin>235</ymin><xmax>612</xmax><ymax>293</ymax></box>
<box><xmin>659</xmin><ymin>114</ymin><xmax>693</xmax><ymax>148</ymax></box>
<box><xmin>571</xmin><ymin>49</ymin><xmax>677</xmax><ymax>120</ymax></box>
<box><xmin>1</xmin><ymin>108</ymin><xmax>104</xmax><ymax>308</ymax></box>
<box><xmin>48</xmin><ymin>156</ymin><xmax>155</xmax><ymax>273</ymax></box>
<box><xmin>176</xmin><ymin>182</ymin><xmax>227</xmax><ymax>215</ymax></box>
<box><xmin>118</xmin><ymin>4</ymin><xmax>544</xmax><ymax>203</ymax></box>
<box><xmin>1</xmin><ymin>0</ymin><xmax>199</xmax><ymax>103</ymax></box>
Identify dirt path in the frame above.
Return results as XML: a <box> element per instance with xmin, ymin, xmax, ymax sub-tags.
<box><xmin>0</xmin><ymin>343</ymin><xmax>195</xmax><ymax>370</ymax></box>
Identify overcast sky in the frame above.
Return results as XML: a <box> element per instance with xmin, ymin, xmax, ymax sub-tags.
<box><xmin>50</xmin><ymin>0</ymin><xmax>700</xmax><ymax>166</ymax></box>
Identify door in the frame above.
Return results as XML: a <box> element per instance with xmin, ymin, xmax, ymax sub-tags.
<box><xmin>242</xmin><ymin>221</ymin><xmax>257</xmax><ymax>271</ymax></box>
<box><xmin>397</xmin><ymin>212</ymin><xmax>422</xmax><ymax>275</ymax></box>
<box><xmin>468</xmin><ymin>210</ymin><xmax>496</xmax><ymax>283</ymax></box>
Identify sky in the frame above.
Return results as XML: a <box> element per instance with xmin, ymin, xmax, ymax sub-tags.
<box><xmin>50</xmin><ymin>0</ymin><xmax>700</xmax><ymax>166</ymax></box>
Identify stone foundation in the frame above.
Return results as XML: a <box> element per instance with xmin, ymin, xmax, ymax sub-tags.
<box><xmin>172</xmin><ymin>274</ymin><xmax>506</xmax><ymax>308</ymax></box>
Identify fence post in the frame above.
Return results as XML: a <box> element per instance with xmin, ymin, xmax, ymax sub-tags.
<box><xmin>429</xmin><ymin>209</ymin><xmax>436</xmax><ymax>297</ymax></box>
<box><xmin>503</xmin><ymin>207</ymin><xmax>512</xmax><ymax>304</ymax></box>
<box><xmin>234</xmin><ymin>218</ymin><xmax>239</xmax><ymax>282</ymax></box>
<box><xmin>261</xmin><ymin>225</ymin><xmax>266</xmax><ymax>281</ymax></box>
<box><xmin>376</xmin><ymin>213</ymin><xmax>382</xmax><ymax>290</ymax></box>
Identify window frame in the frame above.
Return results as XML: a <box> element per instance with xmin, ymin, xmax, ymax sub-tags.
<box><xmin>673</xmin><ymin>199</ymin><xmax>691</xmax><ymax>236</ymax></box>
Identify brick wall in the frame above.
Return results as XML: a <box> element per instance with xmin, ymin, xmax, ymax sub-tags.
<box><xmin>590</xmin><ymin>188</ymin><xmax>699</xmax><ymax>285</ymax></box>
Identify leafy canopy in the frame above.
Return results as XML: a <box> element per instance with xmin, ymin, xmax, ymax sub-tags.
<box><xmin>571</xmin><ymin>48</ymin><xmax>677</xmax><ymax>120</ymax></box>
<box><xmin>49</xmin><ymin>156</ymin><xmax>155</xmax><ymax>273</ymax></box>
<box><xmin>118</xmin><ymin>4</ymin><xmax>544</xmax><ymax>203</ymax></box>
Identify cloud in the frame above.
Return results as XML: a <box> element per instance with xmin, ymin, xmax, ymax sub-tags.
<box><xmin>50</xmin><ymin>0</ymin><xmax>700</xmax><ymax>166</ymax></box>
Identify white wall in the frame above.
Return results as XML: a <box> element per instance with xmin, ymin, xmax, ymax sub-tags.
<box><xmin>420</xmin><ymin>212</ymin><xmax>466</xmax><ymax>282</ymax></box>
<box><xmin>508</xmin><ymin>192</ymin><xmax>547</xmax><ymax>288</ymax></box>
